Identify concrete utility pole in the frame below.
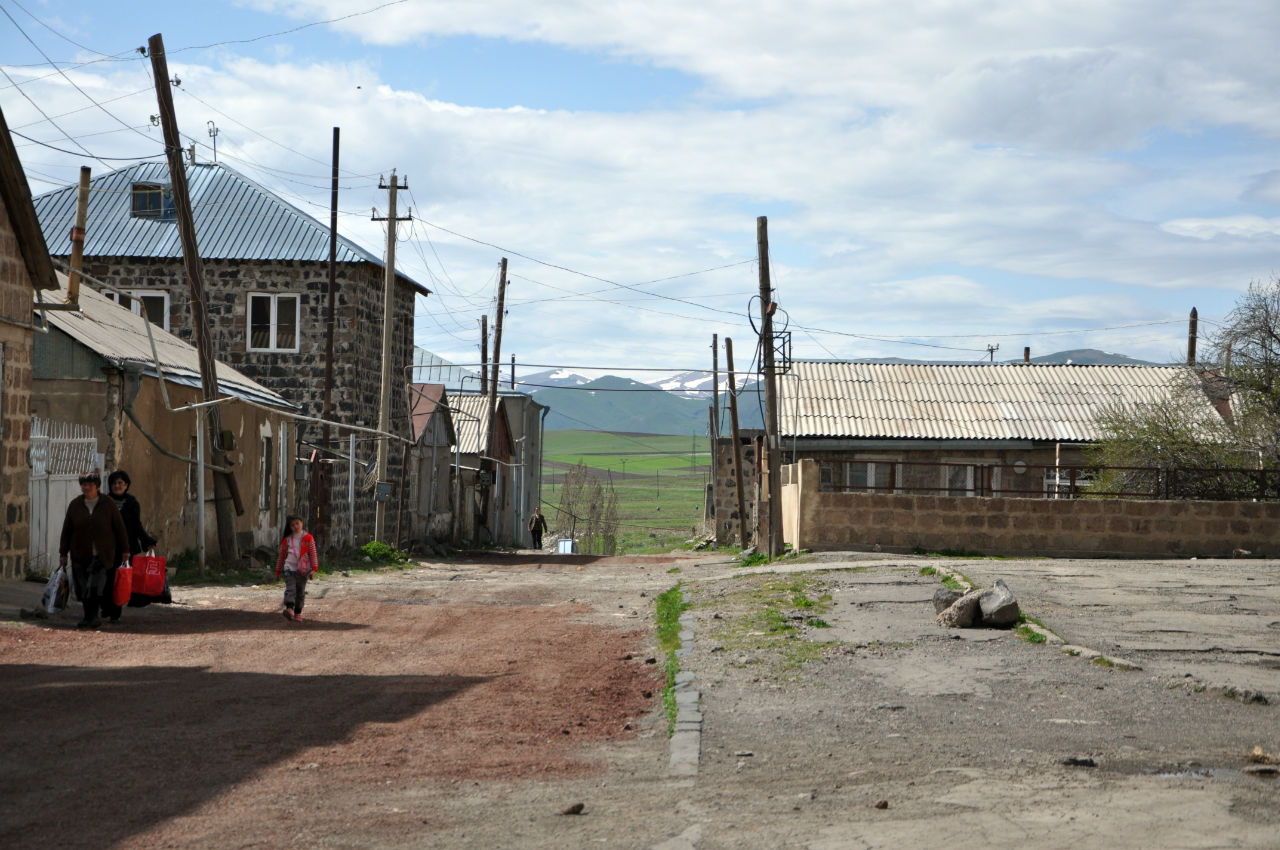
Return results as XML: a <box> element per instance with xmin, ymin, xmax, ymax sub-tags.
<box><xmin>313</xmin><ymin>126</ymin><xmax>340</xmax><ymax>547</ymax></box>
<box><xmin>725</xmin><ymin>338</ymin><xmax>749</xmax><ymax>548</ymax></box>
<box><xmin>149</xmin><ymin>32</ymin><xmax>240</xmax><ymax>566</ymax></box>
<box><xmin>756</xmin><ymin>216</ymin><xmax>783</xmax><ymax>557</ymax></box>
<box><xmin>372</xmin><ymin>170</ymin><xmax>409</xmax><ymax>542</ymax></box>
<box><xmin>479</xmin><ymin>315</ymin><xmax>489</xmax><ymax>396</ymax></box>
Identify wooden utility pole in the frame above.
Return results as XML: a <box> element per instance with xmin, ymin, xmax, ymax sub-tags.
<box><xmin>373</xmin><ymin>169</ymin><xmax>409</xmax><ymax>542</ymax></box>
<box><xmin>148</xmin><ymin>33</ymin><xmax>239</xmax><ymax>564</ymax></box>
<box><xmin>482</xmin><ymin>259</ymin><xmax>508</xmax><ymax>536</ymax></box>
<box><xmin>725</xmin><ymin>338</ymin><xmax>749</xmax><ymax>548</ymax></box>
<box><xmin>313</xmin><ymin>127</ymin><xmax>340</xmax><ymax>547</ymax></box>
<box><xmin>711</xmin><ymin>333</ymin><xmax>720</xmax><ymax>439</ymax></box>
<box><xmin>756</xmin><ymin>216</ymin><xmax>783</xmax><ymax>557</ymax></box>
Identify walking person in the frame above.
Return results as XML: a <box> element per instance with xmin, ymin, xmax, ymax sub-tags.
<box><xmin>527</xmin><ymin>506</ymin><xmax>548</xmax><ymax>550</ymax></box>
<box><xmin>106</xmin><ymin>470</ymin><xmax>159</xmax><ymax>618</ymax></box>
<box><xmin>276</xmin><ymin>516</ymin><xmax>319</xmax><ymax>623</ymax></box>
<box><xmin>58</xmin><ymin>471</ymin><xmax>128</xmax><ymax>630</ymax></box>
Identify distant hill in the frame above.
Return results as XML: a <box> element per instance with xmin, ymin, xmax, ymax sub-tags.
<box><xmin>1018</xmin><ymin>348</ymin><xmax>1160</xmax><ymax>366</ymax></box>
<box><xmin>532</xmin><ymin>374</ymin><xmax>765</xmax><ymax>435</ymax></box>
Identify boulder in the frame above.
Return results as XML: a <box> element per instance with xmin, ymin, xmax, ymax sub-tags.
<box><xmin>936</xmin><ymin>589</ymin><xmax>983</xmax><ymax>628</ymax></box>
<box><xmin>932</xmin><ymin>587</ymin><xmax>965</xmax><ymax>613</ymax></box>
<box><xmin>978</xmin><ymin>579</ymin><xmax>1020</xmax><ymax>627</ymax></box>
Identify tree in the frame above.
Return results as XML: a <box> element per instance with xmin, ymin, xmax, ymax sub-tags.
<box><xmin>1087</xmin><ymin>277</ymin><xmax>1280</xmax><ymax>500</ymax></box>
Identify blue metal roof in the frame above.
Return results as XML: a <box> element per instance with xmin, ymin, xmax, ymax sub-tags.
<box><xmin>32</xmin><ymin>161</ymin><xmax>427</xmax><ymax>292</ymax></box>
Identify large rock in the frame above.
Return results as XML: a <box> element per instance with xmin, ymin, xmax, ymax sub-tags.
<box><xmin>933</xmin><ymin>587</ymin><xmax>965</xmax><ymax>613</ymax></box>
<box><xmin>978</xmin><ymin>579</ymin><xmax>1020</xmax><ymax>627</ymax></box>
<box><xmin>936</xmin><ymin>589</ymin><xmax>983</xmax><ymax>628</ymax></box>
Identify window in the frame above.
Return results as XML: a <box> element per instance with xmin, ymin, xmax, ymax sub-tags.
<box><xmin>247</xmin><ymin>293</ymin><xmax>300</xmax><ymax>352</ymax></box>
<box><xmin>132</xmin><ymin>183</ymin><xmax>164</xmax><ymax>217</ymax></box>
<box><xmin>104</xmin><ymin>289</ymin><xmax>170</xmax><ymax>331</ymax></box>
<box><xmin>943</xmin><ymin>463</ymin><xmax>998</xmax><ymax>497</ymax></box>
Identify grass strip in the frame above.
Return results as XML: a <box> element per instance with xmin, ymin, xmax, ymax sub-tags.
<box><xmin>655</xmin><ymin>583</ymin><xmax>690</xmax><ymax>734</ymax></box>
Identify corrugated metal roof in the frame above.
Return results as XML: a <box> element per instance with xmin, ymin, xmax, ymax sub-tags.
<box><xmin>31</xmin><ymin>161</ymin><xmax>427</xmax><ymax>293</ymax></box>
<box><xmin>778</xmin><ymin>361</ymin><xmax>1211</xmax><ymax>441</ymax></box>
<box><xmin>450</xmin><ymin>393</ymin><xmax>493</xmax><ymax>455</ymax></box>
<box><xmin>36</xmin><ymin>275</ymin><xmax>293</xmax><ymax>410</ymax></box>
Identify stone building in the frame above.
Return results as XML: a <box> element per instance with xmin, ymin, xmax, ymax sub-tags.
<box><xmin>0</xmin><ymin>106</ymin><xmax>60</xmax><ymax>578</ymax></box>
<box><xmin>32</xmin><ymin>161</ymin><xmax>429</xmax><ymax>548</ymax></box>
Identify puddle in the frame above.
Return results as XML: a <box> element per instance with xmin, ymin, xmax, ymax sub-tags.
<box><xmin>1151</xmin><ymin>767</ymin><xmax>1276</xmax><ymax>780</ymax></box>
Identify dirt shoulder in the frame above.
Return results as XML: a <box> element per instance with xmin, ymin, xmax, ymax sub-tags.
<box><xmin>2</xmin><ymin>551</ymin><xmax>1277</xmax><ymax>849</ymax></box>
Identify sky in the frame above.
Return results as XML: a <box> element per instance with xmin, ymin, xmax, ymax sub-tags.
<box><xmin>4</xmin><ymin>0</ymin><xmax>1280</xmax><ymax>382</ymax></box>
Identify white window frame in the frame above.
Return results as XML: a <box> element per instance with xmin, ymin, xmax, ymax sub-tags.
<box><xmin>246</xmin><ymin>293</ymin><xmax>301</xmax><ymax>353</ymax></box>
<box><xmin>104</xmin><ymin>289</ymin><xmax>170</xmax><ymax>331</ymax></box>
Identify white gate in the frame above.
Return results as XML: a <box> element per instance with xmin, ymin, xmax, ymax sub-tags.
<box><xmin>28</xmin><ymin>416</ymin><xmax>102</xmax><ymax>577</ymax></box>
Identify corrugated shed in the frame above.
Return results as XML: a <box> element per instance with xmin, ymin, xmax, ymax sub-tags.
<box><xmin>31</xmin><ymin>161</ymin><xmax>427</xmax><ymax>293</ymax></box>
<box><xmin>450</xmin><ymin>393</ymin><xmax>493</xmax><ymax>455</ymax></box>
<box><xmin>778</xmin><ymin>361</ymin><xmax>1207</xmax><ymax>441</ymax></box>
<box><xmin>36</xmin><ymin>274</ymin><xmax>293</xmax><ymax>410</ymax></box>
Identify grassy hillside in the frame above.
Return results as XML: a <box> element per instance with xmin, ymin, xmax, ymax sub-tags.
<box><xmin>541</xmin><ymin>430</ymin><xmax>716</xmax><ymax>553</ymax></box>
<box><xmin>534</xmin><ymin>376</ymin><xmax>765</xmax><ymax>435</ymax></box>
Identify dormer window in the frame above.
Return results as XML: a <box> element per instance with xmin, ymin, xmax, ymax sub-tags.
<box><xmin>132</xmin><ymin>182</ymin><xmax>162</xmax><ymax>217</ymax></box>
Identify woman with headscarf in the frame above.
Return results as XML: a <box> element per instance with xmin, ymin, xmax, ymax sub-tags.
<box><xmin>107</xmin><ymin>469</ymin><xmax>160</xmax><ymax>615</ymax></box>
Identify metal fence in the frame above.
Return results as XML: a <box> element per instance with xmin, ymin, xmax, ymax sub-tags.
<box><xmin>818</xmin><ymin>458</ymin><xmax>1280</xmax><ymax>501</ymax></box>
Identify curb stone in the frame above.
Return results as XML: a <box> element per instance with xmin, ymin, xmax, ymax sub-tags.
<box><xmin>668</xmin><ymin>611</ymin><xmax>701</xmax><ymax>778</ymax></box>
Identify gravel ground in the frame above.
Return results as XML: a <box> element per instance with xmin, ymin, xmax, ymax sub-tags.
<box><xmin>2</xmin><ymin>551</ymin><xmax>1277</xmax><ymax>849</ymax></box>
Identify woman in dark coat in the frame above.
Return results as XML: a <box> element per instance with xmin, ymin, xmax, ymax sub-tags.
<box><xmin>108</xmin><ymin>470</ymin><xmax>160</xmax><ymax>613</ymax></box>
<box><xmin>58</xmin><ymin>471</ymin><xmax>128</xmax><ymax>629</ymax></box>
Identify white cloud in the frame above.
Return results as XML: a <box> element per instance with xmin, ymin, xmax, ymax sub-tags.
<box><xmin>1160</xmin><ymin>215</ymin><xmax>1280</xmax><ymax>241</ymax></box>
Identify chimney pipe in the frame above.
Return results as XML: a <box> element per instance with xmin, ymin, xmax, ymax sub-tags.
<box><xmin>66</xmin><ymin>166</ymin><xmax>91</xmax><ymax>306</ymax></box>
<box><xmin>1023</xmin><ymin>346</ymin><xmax>1030</xmax><ymax>364</ymax></box>
<box><xmin>1187</xmin><ymin>307</ymin><xmax>1198</xmax><ymax>366</ymax></box>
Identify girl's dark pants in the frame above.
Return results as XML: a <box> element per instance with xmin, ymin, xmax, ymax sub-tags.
<box><xmin>283</xmin><ymin>571</ymin><xmax>309</xmax><ymax>615</ymax></box>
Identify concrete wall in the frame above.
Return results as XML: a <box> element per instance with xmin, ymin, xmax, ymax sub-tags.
<box><xmin>784</xmin><ymin>458</ymin><xmax>1280</xmax><ymax>559</ymax></box>
<box><xmin>0</xmin><ymin>196</ymin><xmax>33</xmax><ymax>578</ymax></box>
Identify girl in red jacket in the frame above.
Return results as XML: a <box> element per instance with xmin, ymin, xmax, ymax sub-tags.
<box><xmin>276</xmin><ymin>515</ymin><xmax>319</xmax><ymax>622</ymax></box>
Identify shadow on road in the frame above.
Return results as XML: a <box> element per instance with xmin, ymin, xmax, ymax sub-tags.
<box><xmin>0</xmin><ymin>664</ymin><xmax>488</xmax><ymax>848</ymax></box>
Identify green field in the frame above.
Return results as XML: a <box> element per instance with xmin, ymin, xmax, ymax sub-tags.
<box><xmin>541</xmin><ymin>430</ymin><xmax>714</xmax><ymax>554</ymax></box>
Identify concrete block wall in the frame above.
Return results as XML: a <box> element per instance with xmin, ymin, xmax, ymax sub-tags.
<box><xmin>785</xmin><ymin>459</ymin><xmax>1280</xmax><ymax>559</ymax></box>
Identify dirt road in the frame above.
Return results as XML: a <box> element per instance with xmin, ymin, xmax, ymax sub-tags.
<box><xmin>2</xmin><ymin>551</ymin><xmax>1277</xmax><ymax>849</ymax></box>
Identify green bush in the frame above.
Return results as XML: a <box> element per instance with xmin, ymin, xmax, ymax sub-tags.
<box><xmin>360</xmin><ymin>540</ymin><xmax>409</xmax><ymax>564</ymax></box>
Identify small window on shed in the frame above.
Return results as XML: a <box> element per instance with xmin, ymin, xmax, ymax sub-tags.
<box><xmin>132</xmin><ymin>183</ymin><xmax>163</xmax><ymax>217</ymax></box>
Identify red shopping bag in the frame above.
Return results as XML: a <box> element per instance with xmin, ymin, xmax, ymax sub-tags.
<box><xmin>131</xmin><ymin>553</ymin><xmax>167</xmax><ymax>597</ymax></box>
<box><xmin>113</xmin><ymin>562</ymin><xmax>133</xmax><ymax>607</ymax></box>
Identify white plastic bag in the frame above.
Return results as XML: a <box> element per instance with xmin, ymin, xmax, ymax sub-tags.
<box><xmin>42</xmin><ymin>565</ymin><xmax>69</xmax><ymax>614</ymax></box>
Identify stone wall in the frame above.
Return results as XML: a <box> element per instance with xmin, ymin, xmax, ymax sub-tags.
<box><xmin>76</xmin><ymin>256</ymin><xmax>417</xmax><ymax>547</ymax></box>
<box><xmin>712</xmin><ymin>435</ymin><xmax>761</xmax><ymax>545</ymax></box>
<box><xmin>0</xmin><ymin>195</ymin><xmax>33</xmax><ymax>578</ymax></box>
<box><xmin>784</xmin><ymin>458</ymin><xmax>1280</xmax><ymax>559</ymax></box>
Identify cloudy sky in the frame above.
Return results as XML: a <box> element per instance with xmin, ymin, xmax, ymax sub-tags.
<box><xmin>4</xmin><ymin>0</ymin><xmax>1279</xmax><ymax>380</ymax></box>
